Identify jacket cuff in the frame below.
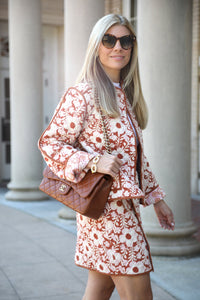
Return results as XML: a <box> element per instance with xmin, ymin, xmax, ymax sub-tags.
<box><xmin>64</xmin><ymin>151</ymin><xmax>95</xmax><ymax>182</ymax></box>
<box><xmin>144</xmin><ymin>186</ymin><xmax>166</xmax><ymax>206</ymax></box>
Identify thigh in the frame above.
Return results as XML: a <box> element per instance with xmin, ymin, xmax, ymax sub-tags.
<box><xmin>82</xmin><ymin>270</ymin><xmax>115</xmax><ymax>300</ymax></box>
<box><xmin>111</xmin><ymin>272</ymin><xmax>153</xmax><ymax>300</ymax></box>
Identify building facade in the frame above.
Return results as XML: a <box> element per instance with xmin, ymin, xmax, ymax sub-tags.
<box><xmin>0</xmin><ymin>0</ymin><xmax>200</xmax><ymax>255</ymax></box>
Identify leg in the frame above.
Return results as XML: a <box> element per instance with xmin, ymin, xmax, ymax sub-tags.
<box><xmin>111</xmin><ymin>272</ymin><xmax>153</xmax><ymax>300</ymax></box>
<box><xmin>82</xmin><ymin>270</ymin><xmax>115</xmax><ymax>300</ymax></box>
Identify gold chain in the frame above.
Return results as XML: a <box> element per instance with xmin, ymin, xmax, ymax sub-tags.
<box><xmin>93</xmin><ymin>87</ymin><xmax>112</xmax><ymax>154</ymax></box>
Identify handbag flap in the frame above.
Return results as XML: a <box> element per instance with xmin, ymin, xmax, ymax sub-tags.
<box><xmin>70</xmin><ymin>171</ymin><xmax>105</xmax><ymax>198</ymax></box>
<box><xmin>43</xmin><ymin>166</ymin><xmax>71</xmax><ymax>195</ymax></box>
<box><xmin>57</xmin><ymin>181</ymin><xmax>71</xmax><ymax>195</ymax></box>
<box><xmin>43</xmin><ymin>166</ymin><xmax>105</xmax><ymax>197</ymax></box>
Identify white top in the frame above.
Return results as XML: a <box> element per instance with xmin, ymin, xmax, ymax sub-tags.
<box><xmin>113</xmin><ymin>82</ymin><xmax>121</xmax><ymax>88</ymax></box>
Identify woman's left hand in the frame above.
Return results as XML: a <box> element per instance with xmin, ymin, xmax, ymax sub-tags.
<box><xmin>154</xmin><ymin>200</ymin><xmax>175</xmax><ymax>231</ymax></box>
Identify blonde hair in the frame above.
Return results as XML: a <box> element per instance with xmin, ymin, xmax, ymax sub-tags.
<box><xmin>76</xmin><ymin>14</ymin><xmax>148</xmax><ymax>129</ymax></box>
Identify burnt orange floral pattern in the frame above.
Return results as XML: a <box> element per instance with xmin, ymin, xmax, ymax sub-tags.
<box><xmin>38</xmin><ymin>82</ymin><xmax>165</xmax><ymax>205</ymax></box>
<box><xmin>38</xmin><ymin>82</ymin><xmax>165</xmax><ymax>275</ymax></box>
<box><xmin>75</xmin><ymin>198</ymin><xmax>153</xmax><ymax>275</ymax></box>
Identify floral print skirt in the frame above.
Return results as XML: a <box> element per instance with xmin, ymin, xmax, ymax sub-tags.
<box><xmin>75</xmin><ymin>198</ymin><xmax>153</xmax><ymax>276</ymax></box>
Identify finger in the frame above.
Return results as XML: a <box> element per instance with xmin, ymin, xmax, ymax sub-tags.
<box><xmin>109</xmin><ymin>171</ymin><xmax>118</xmax><ymax>178</ymax></box>
<box><xmin>160</xmin><ymin>217</ymin><xmax>175</xmax><ymax>231</ymax></box>
<box><xmin>111</xmin><ymin>169</ymin><xmax>120</xmax><ymax>178</ymax></box>
<box><xmin>158</xmin><ymin>214</ymin><xmax>169</xmax><ymax>228</ymax></box>
<box><xmin>168</xmin><ymin>220</ymin><xmax>175</xmax><ymax>230</ymax></box>
<box><xmin>159</xmin><ymin>218</ymin><xmax>168</xmax><ymax>229</ymax></box>
<box><xmin>112</xmin><ymin>165</ymin><xmax>121</xmax><ymax>174</ymax></box>
<box><xmin>109</xmin><ymin>161</ymin><xmax>122</xmax><ymax>173</ymax></box>
<box><xmin>109</xmin><ymin>159</ymin><xmax>122</xmax><ymax>170</ymax></box>
<box><xmin>106</xmin><ymin>153</ymin><xmax>123</xmax><ymax>166</ymax></box>
<box><xmin>111</xmin><ymin>165</ymin><xmax>121</xmax><ymax>177</ymax></box>
<box><xmin>166</xmin><ymin>213</ymin><xmax>175</xmax><ymax>230</ymax></box>
<box><xmin>115</xmin><ymin>157</ymin><xmax>123</xmax><ymax>166</ymax></box>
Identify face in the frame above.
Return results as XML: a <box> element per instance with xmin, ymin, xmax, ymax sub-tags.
<box><xmin>98</xmin><ymin>24</ymin><xmax>132</xmax><ymax>83</ymax></box>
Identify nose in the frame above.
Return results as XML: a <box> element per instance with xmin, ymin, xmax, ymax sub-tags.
<box><xmin>113</xmin><ymin>40</ymin><xmax>122</xmax><ymax>50</ymax></box>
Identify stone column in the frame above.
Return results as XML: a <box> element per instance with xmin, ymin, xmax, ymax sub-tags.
<box><xmin>137</xmin><ymin>0</ymin><xmax>200</xmax><ymax>255</ymax></box>
<box><xmin>191</xmin><ymin>0</ymin><xmax>200</xmax><ymax>195</ymax></box>
<box><xmin>6</xmin><ymin>0</ymin><xmax>46</xmax><ymax>201</ymax></box>
<box><xmin>59</xmin><ymin>0</ymin><xmax>105</xmax><ymax>219</ymax></box>
<box><xmin>64</xmin><ymin>0</ymin><xmax>105</xmax><ymax>87</ymax></box>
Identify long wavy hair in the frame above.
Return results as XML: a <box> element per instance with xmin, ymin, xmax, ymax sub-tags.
<box><xmin>76</xmin><ymin>14</ymin><xmax>148</xmax><ymax>129</ymax></box>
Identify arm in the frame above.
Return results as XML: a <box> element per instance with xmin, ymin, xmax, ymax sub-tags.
<box><xmin>38</xmin><ymin>88</ymin><xmax>95</xmax><ymax>183</ymax></box>
<box><xmin>142</xmin><ymin>155</ymin><xmax>175</xmax><ymax>230</ymax></box>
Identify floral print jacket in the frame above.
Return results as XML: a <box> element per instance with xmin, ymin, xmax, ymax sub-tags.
<box><xmin>38</xmin><ymin>82</ymin><xmax>165</xmax><ymax>206</ymax></box>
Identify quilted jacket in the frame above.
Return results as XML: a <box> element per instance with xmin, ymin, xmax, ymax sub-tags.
<box><xmin>38</xmin><ymin>82</ymin><xmax>165</xmax><ymax>205</ymax></box>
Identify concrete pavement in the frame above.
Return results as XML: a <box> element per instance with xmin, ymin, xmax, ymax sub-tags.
<box><xmin>0</xmin><ymin>187</ymin><xmax>199</xmax><ymax>300</ymax></box>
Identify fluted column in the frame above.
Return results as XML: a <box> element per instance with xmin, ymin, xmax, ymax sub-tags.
<box><xmin>191</xmin><ymin>0</ymin><xmax>200</xmax><ymax>194</ymax></box>
<box><xmin>137</xmin><ymin>0</ymin><xmax>200</xmax><ymax>255</ymax></box>
<box><xmin>6</xmin><ymin>0</ymin><xmax>46</xmax><ymax>200</ymax></box>
<box><xmin>64</xmin><ymin>0</ymin><xmax>105</xmax><ymax>87</ymax></box>
<box><xmin>59</xmin><ymin>0</ymin><xmax>105</xmax><ymax>219</ymax></box>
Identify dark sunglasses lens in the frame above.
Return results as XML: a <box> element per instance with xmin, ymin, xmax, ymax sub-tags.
<box><xmin>120</xmin><ymin>36</ymin><xmax>133</xmax><ymax>50</ymax></box>
<box><xmin>102</xmin><ymin>35</ymin><xmax>116</xmax><ymax>48</ymax></box>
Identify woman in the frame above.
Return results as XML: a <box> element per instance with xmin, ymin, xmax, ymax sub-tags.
<box><xmin>38</xmin><ymin>14</ymin><xmax>175</xmax><ymax>300</ymax></box>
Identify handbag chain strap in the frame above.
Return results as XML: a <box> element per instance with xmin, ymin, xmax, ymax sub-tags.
<box><xmin>93</xmin><ymin>87</ymin><xmax>112</xmax><ymax>154</ymax></box>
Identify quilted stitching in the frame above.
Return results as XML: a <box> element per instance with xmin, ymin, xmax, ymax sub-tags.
<box><xmin>39</xmin><ymin>166</ymin><xmax>113</xmax><ymax>219</ymax></box>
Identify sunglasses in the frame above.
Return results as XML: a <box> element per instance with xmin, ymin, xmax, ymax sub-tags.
<box><xmin>102</xmin><ymin>34</ymin><xmax>136</xmax><ymax>50</ymax></box>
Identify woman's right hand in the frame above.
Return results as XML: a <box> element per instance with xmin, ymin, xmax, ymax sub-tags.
<box><xmin>87</xmin><ymin>153</ymin><xmax>123</xmax><ymax>178</ymax></box>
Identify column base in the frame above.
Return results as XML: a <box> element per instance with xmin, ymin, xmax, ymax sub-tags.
<box><xmin>147</xmin><ymin>235</ymin><xmax>200</xmax><ymax>256</ymax></box>
<box><xmin>5</xmin><ymin>180</ymin><xmax>49</xmax><ymax>201</ymax></box>
<box><xmin>144</xmin><ymin>222</ymin><xmax>200</xmax><ymax>256</ymax></box>
<box><xmin>5</xmin><ymin>189</ymin><xmax>49</xmax><ymax>201</ymax></box>
<box><xmin>58</xmin><ymin>207</ymin><xmax>76</xmax><ymax>220</ymax></box>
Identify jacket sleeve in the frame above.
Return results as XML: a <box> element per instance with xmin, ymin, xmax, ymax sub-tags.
<box><xmin>142</xmin><ymin>154</ymin><xmax>166</xmax><ymax>206</ymax></box>
<box><xmin>38</xmin><ymin>87</ymin><xmax>95</xmax><ymax>183</ymax></box>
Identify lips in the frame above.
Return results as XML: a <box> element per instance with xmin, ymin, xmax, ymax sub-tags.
<box><xmin>111</xmin><ymin>55</ymin><xmax>124</xmax><ymax>60</ymax></box>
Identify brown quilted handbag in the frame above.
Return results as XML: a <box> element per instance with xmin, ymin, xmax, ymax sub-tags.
<box><xmin>39</xmin><ymin>87</ymin><xmax>113</xmax><ymax>220</ymax></box>
<box><xmin>39</xmin><ymin>166</ymin><xmax>113</xmax><ymax>219</ymax></box>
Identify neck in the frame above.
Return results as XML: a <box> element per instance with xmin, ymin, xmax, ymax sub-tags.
<box><xmin>103</xmin><ymin>68</ymin><xmax>120</xmax><ymax>83</ymax></box>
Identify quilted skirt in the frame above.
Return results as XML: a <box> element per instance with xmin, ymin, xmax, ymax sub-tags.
<box><xmin>75</xmin><ymin>198</ymin><xmax>153</xmax><ymax>276</ymax></box>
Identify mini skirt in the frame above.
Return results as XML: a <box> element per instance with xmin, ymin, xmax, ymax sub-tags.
<box><xmin>75</xmin><ymin>198</ymin><xmax>153</xmax><ymax>276</ymax></box>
